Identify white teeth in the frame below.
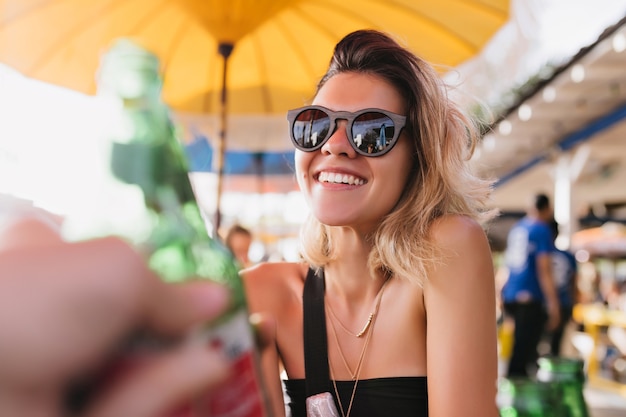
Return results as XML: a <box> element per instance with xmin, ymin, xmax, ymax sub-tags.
<box><xmin>318</xmin><ymin>172</ymin><xmax>365</xmax><ymax>185</ymax></box>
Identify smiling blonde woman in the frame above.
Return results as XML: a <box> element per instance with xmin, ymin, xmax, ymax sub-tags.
<box><xmin>243</xmin><ymin>29</ymin><xmax>499</xmax><ymax>417</ymax></box>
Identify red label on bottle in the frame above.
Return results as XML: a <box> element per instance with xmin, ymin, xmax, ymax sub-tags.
<box><xmin>193</xmin><ymin>351</ymin><xmax>266</xmax><ymax>416</ymax></box>
<box><xmin>165</xmin><ymin>310</ymin><xmax>267</xmax><ymax>417</ymax></box>
<box><xmin>68</xmin><ymin>311</ymin><xmax>268</xmax><ymax>417</ymax></box>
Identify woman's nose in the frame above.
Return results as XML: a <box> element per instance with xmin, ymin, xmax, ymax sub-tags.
<box><xmin>321</xmin><ymin>120</ymin><xmax>357</xmax><ymax>157</ymax></box>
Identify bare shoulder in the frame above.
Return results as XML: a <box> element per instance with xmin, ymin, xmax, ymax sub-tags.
<box><xmin>427</xmin><ymin>214</ymin><xmax>493</xmax><ymax>286</ymax></box>
<box><xmin>241</xmin><ymin>261</ymin><xmax>308</xmax><ymax>314</ymax></box>
<box><xmin>430</xmin><ymin>214</ymin><xmax>490</xmax><ymax>252</ymax></box>
<box><xmin>241</xmin><ymin>261</ymin><xmax>307</xmax><ymax>286</ymax></box>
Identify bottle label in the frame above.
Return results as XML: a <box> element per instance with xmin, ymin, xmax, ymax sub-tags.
<box><xmin>192</xmin><ymin>309</ymin><xmax>268</xmax><ymax>417</ymax></box>
<box><xmin>64</xmin><ymin>310</ymin><xmax>268</xmax><ymax>417</ymax></box>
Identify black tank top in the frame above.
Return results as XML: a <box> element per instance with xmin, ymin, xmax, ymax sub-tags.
<box><xmin>283</xmin><ymin>376</ymin><xmax>428</xmax><ymax>417</ymax></box>
<box><xmin>298</xmin><ymin>268</ymin><xmax>429</xmax><ymax>416</ymax></box>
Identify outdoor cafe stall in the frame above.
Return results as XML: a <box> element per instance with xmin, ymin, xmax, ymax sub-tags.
<box><xmin>571</xmin><ymin>223</ymin><xmax>626</xmax><ymax>394</ymax></box>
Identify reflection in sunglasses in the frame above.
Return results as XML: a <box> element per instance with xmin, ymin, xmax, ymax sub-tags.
<box><xmin>287</xmin><ymin>105</ymin><xmax>406</xmax><ymax>157</ymax></box>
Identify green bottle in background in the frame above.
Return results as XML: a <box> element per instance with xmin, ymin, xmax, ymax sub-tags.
<box><xmin>497</xmin><ymin>377</ymin><xmax>565</xmax><ymax>417</ymax></box>
<box><xmin>536</xmin><ymin>357</ymin><xmax>590</xmax><ymax>417</ymax></box>
<box><xmin>63</xmin><ymin>39</ymin><xmax>270</xmax><ymax>417</ymax></box>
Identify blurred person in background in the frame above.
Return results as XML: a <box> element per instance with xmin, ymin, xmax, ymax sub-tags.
<box><xmin>224</xmin><ymin>223</ymin><xmax>254</xmax><ymax>268</ymax></box>
<box><xmin>501</xmin><ymin>193</ymin><xmax>560</xmax><ymax>377</ymax></box>
<box><xmin>0</xmin><ymin>201</ymin><xmax>239</xmax><ymax>417</ymax></box>
<box><xmin>547</xmin><ymin>219</ymin><xmax>579</xmax><ymax>357</ymax></box>
<box><xmin>243</xmin><ymin>29</ymin><xmax>498</xmax><ymax>417</ymax></box>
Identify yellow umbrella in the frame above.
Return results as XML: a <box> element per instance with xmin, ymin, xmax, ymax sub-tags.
<box><xmin>0</xmin><ymin>0</ymin><xmax>508</xmax><ymax>114</ymax></box>
<box><xmin>0</xmin><ymin>0</ymin><xmax>509</xmax><ymax>228</ymax></box>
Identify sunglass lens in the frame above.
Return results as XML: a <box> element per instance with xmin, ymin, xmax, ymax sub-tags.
<box><xmin>352</xmin><ymin>112</ymin><xmax>395</xmax><ymax>155</ymax></box>
<box><xmin>292</xmin><ymin>109</ymin><xmax>331</xmax><ymax>149</ymax></box>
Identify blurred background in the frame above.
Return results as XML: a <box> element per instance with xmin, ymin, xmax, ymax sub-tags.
<box><xmin>2</xmin><ymin>0</ymin><xmax>626</xmax><ymax>409</ymax></box>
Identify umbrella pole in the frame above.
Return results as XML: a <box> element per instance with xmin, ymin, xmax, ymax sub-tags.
<box><xmin>215</xmin><ymin>42</ymin><xmax>234</xmax><ymax>233</ymax></box>
<box><xmin>253</xmin><ymin>152</ymin><xmax>264</xmax><ymax>194</ymax></box>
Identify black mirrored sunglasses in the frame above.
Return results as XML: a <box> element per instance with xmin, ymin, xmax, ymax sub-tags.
<box><xmin>287</xmin><ymin>105</ymin><xmax>407</xmax><ymax>157</ymax></box>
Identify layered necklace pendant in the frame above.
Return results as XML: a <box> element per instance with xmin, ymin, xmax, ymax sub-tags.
<box><xmin>325</xmin><ymin>278</ymin><xmax>391</xmax><ymax>417</ymax></box>
<box><xmin>355</xmin><ymin>312</ymin><xmax>374</xmax><ymax>338</ymax></box>
<box><xmin>327</xmin><ymin>296</ymin><xmax>379</xmax><ymax>339</ymax></box>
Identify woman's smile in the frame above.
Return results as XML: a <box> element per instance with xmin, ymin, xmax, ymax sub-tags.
<box><xmin>316</xmin><ymin>171</ymin><xmax>366</xmax><ymax>186</ymax></box>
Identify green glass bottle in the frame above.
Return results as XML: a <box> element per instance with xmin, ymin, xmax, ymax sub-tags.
<box><xmin>64</xmin><ymin>39</ymin><xmax>270</xmax><ymax>417</ymax></box>
<box><xmin>497</xmin><ymin>377</ymin><xmax>564</xmax><ymax>417</ymax></box>
<box><xmin>536</xmin><ymin>357</ymin><xmax>590</xmax><ymax>417</ymax></box>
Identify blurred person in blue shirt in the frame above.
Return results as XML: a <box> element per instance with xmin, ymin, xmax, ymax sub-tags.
<box><xmin>501</xmin><ymin>193</ymin><xmax>561</xmax><ymax>377</ymax></box>
<box><xmin>547</xmin><ymin>219</ymin><xmax>579</xmax><ymax>357</ymax></box>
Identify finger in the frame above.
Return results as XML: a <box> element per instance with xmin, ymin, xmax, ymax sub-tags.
<box><xmin>0</xmin><ymin>236</ymin><xmax>152</xmax><ymax>383</ymax></box>
<box><xmin>85</xmin><ymin>345</ymin><xmax>231</xmax><ymax>417</ymax></box>
<box><xmin>0</xmin><ymin>216</ymin><xmax>63</xmax><ymax>250</ymax></box>
<box><xmin>143</xmin><ymin>280</ymin><xmax>231</xmax><ymax>336</ymax></box>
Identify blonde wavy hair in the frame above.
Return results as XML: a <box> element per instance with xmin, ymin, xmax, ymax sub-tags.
<box><xmin>298</xmin><ymin>30</ymin><xmax>496</xmax><ymax>285</ymax></box>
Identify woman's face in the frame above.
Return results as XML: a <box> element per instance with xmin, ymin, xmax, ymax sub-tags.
<box><xmin>295</xmin><ymin>72</ymin><xmax>413</xmax><ymax>231</ymax></box>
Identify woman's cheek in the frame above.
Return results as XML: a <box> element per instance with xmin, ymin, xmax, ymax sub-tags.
<box><xmin>294</xmin><ymin>152</ymin><xmax>311</xmax><ymax>188</ymax></box>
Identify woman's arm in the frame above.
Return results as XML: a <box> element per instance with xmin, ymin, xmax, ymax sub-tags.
<box><xmin>424</xmin><ymin>215</ymin><xmax>499</xmax><ymax>417</ymax></box>
<box><xmin>242</xmin><ymin>264</ymin><xmax>289</xmax><ymax>417</ymax></box>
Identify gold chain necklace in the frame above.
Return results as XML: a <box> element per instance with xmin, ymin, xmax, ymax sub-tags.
<box><xmin>328</xmin><ymin>310</ymin><xmax>362</xmax><ymax>379</ymax></box>
<box><xmin>329</xmin><ymin>330</ymin><xmax>372</xmax><ymax>417</ymax></box>
<box><xmin>326</xmin><ymin>300</ymin><xmax>374</xmax><ymax>338</ymax></box>
<box><xmin>326</xmin><ymin>278</ymin><xmax>390</xmax><ymax>379</ymax></box>
<box><xmin>326</xmin><ymin>278</ymin><xmax>390</xmax><ymax>417</ymax></box>
<box><xmin>326</xmin><ymin>279</ymin><xmax>390</xmax><ymax>338</ymax></box>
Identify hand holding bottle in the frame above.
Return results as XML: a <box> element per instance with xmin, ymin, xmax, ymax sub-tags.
<box><xmin>0</xmin><ymin>216</ymin><xmax>233</xmax><ymax>417</ymax></box>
